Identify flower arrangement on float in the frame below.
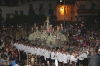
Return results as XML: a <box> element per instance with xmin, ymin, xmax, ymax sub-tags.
<box><xmin>28</xmin><ymin>16</ymin><xmax>67</xmax><ymax>45</ymax></box>
<box><xmin>28</xmin><ymin>30</ymin><xmax>41</xmax><ymax>41</ymax></box>
<box><xmin>28</xmin><ymin>29</ymin><xmax>67</xmax><ymax>45</ymax></box>
<box><xmin>46</xmin><ymin>33</ymin><xmax>56</xmax><ymax>45</ymax></box>
<box><xmin>40</xmin><ymin>30</ymin><xmax>48</xmax><ymax>40</ymax></box>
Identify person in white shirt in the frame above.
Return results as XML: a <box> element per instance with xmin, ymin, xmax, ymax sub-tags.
<box><xmin>56</xmin><ymin>48</ymin><xmax>61</xmax><ymax>66</ymax></box>
<box><xmin>58</xmin><ymin>50</ymin><xmax>63</xmax><ymax>66</ymax></box>
<box><xmin>34</xmin><ymin>46</ymin><xmax>37</xmax><ymax>55</ymax></box>
<box><xmin>31</xmin><ymin>45</ymin><xmax>35</xmax><ymax>55</ymax></box>
<box><xmin>40</xmin><ymin>46</ymin><xmax>46</xmax><ymax>65</ymax></box>
<box><xmin>13</xmin><ymin>43</ymin><xmax>17</xmax><ymax>47</ymax></box>
<box><xmin>36</xmin><ymin>45</ymin><xmax>41</xmax><ymax>64</ymax></box>
<box><xmin>51</xmin><ymin>48</ymin><xmax>56</xmax><ymax>65</ymax></box>
<box><xmin>44</xmin><ymin>47</ymin><xmax>51</xmax><ymax>66</ymax></box>
<box><xmin>25</xmin><ymin>44</ymin><xmax>28</xmax><ymax>54</ymax></box>
<box><xmin>70</xmin><ymin>52</ymin><xmax>78</xmax><ymax>66</ymax></box>
<box><xmin>83</xmin><ymin>48</ymin><xmax>89</xmax><ymax>66</ymax></box>
<box><xmin>36</xmin><ymin>46</ymin><xmax>41</xmax><ymax>56</ymax></box>
<box><xmin>56</xmin><ymin>48</ymin><xmax>60</xmax><ymax>60</ymax></box>
<box><xmin>24</xmin><ymin>44</ymin><xmax>28</xmax><ymax>54</ymax></box>
<box><xmin>66</xmin><ymin>51</ymin><xmax>71</xmax><ymax>65</ymax></box>
<box><xmin>78</xmin><ymin>51</ymin><xmax>84</xmax><ymax>66</ymax></box>
<box><xmin>27</xmin><ymin>44</ymin><xmax>31</xmax><ymax>54</ymax></box>
<box><xmin>62</xmin><ymin>51</ymin><xmax>69</xmax><ymax>66</ymax></box>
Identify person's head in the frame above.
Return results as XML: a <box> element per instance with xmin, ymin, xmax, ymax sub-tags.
<box><xmin>61</xmin><ymin>50</ymin><xmax>64</xmax><ymax>54</ymax></box>
<box><xmin>57</xmin><ymin>48</ymin><xmax>60</xmax><ymax>52</ymax></box>
<box><xmin>72</xmin><ymin>51</ymin><xmax>75</xmax><ymax>56</ymax></box>
<box><xmin>98</xmin><ymin>48</ymin><xmax>100</xmax><ymax>54</ymax></box>
<box><xmin>52</xmin><ymin>48</ymin><xmax>55</xmax><ymax>52</ymax></box>
<box><xmin>66</xmin><ymin>51</ymin><xmax>68</xmax><ymax>55</ymax></box>
<box><xmin>12</xmin><ymin>58</ymin><xmax>15</xmax><ymax>61</ymax></box>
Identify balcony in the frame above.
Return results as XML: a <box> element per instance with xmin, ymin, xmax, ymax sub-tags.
<box><xmin>77</xmin><ymin>9</ymin><xmax>100</xmax><ymax>14</ymax></box>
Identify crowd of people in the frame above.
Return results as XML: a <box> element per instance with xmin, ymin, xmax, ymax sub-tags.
<box><xmin>13</xmin><ymin>40</ymin><xmax>100</xmax><ymax>66</ymax></box>
<box><xmin>0</xmin><ymin>21</ymin><xmax>100</xmax><ymax>66</ymax></box>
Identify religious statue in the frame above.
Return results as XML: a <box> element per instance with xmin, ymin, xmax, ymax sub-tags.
<box><xmin>45</xmin><ymin>16</ymin><xmax>50</xmax><ymax>29</ymax></box>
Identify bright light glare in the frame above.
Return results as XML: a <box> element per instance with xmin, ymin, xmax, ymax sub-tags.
<box><xmin>60</xmin><ymin>0</ymin><xmax>62</xmax><ymax>2</ymax></box>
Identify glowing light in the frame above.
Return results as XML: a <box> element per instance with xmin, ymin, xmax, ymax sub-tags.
<box><xmin>60</xmin><ymin>8</ymin><xmax>63</xmax><ymax>12</ymax></box>
<box><xmin>60</xmin><ymin>6</ymin><xmax>64</xmax><ymax>15</ymax></box>
<box><xmin>60</xmin><ymin>0</ymin><xmax>62</xmax><ymax>2</ymax></box>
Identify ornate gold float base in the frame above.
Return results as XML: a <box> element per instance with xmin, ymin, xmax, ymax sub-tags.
<box><xmin>27</xmin><ymin>53</ymin><xmax>38</xmax><ymax>66</ymax></box>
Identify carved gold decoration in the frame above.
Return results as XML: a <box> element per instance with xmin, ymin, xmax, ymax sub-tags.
<box><xmin>27</xmin><ymin>53</ymin><xmax>37</xmax><ymax>65</ymax></box>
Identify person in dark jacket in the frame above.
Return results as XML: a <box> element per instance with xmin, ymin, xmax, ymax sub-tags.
<box><xmin>88</xmin><ymin>52</ymin><xmax>99</xmax><ymax>66</ymax></box>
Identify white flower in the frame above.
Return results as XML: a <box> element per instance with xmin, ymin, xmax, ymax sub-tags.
<box><xmin>28</xmin><ymin>30</ymin><xmax>41</xmax><ymax>41</ymax></box>
<box><xmin>46</xmin><ymin>33</ymin><xmax>56</xmax><ymax>45</ymax></box>
<box><xmin>61</xmin><ymin>34</ymin><xmax>67</xmax><ymax>41</ymax></box>
<box><xmin>28</xmin><ymin>29</ymin><xmax>67</xmax><ymax>45</ymax></box>
<box><xmin>40</xmin><ymin>30</ymin><xmax>48</xmax><ymax>40</ymax></box>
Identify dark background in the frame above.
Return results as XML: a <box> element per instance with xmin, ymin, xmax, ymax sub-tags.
<box><xmin>0</xmin><ymin>0</ymin><xmax>76</xmax><ymax>6</ymax></box>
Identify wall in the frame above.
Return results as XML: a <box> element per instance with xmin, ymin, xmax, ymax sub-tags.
<box><xmin>0</xmin><ymin>1</ymin><xmax>57</xmax><ymax>18</ymax></box>
<box><xmin>75</xmin><ymin>1</ymin><xmax>100</xmax><ymax>16</ymax></box>
<box><xmin>56</xmin><ymin>5</ymin><xmax>75</xmax><ymax>21</ymax></box>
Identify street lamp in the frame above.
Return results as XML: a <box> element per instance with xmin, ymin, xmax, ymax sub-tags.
<box><xmin>60</xmin><ymin>0</ymin><xmax>66</xmax><ymax>32</ymax></box>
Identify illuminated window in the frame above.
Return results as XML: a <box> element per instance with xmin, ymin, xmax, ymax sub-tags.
<box><xmin>60</xmin><ymin>6</ymin><xmax>64</xmax><ymax>15</ymax></box>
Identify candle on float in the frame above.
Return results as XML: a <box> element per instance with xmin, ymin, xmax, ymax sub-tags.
<box><xmin>47</xmin><ymin>22</ymin><xmax>49</xmax><ymax>29</ymax></box>
<box><xmin>36</xmin><ymin>26</ymin><xmax>38</xmax><ymax>30</ymax></box>
<box><xmin>60</xmin><ymin>26</ymin><xmax>63</xmax><ymax>31</ymax></box>
<box><xmin>32</xmin><ymin>27</ymin><xmax>33</xmax><ymax>32</ymax></box>
<box><xmin>47</xmin><ymin>28</ymin><xmax>49</xmax><ymax>32</ymax></box>
<box><xmin>41</xmin><ymin>26</ymin><xmax>43</xmax><ymax>29</ymax></box>
<box><xmin>60</xmin><ymin>24</ymin><xmax>63</xmax><ymax>31</ymax></box>
<box><xmin>57</xmin><ymin>26</ymin><xmax>60</xmax><ymax>31</ymax></box>
<box><xmin>81</xmin><ymin>24</ymin><xmax>84</xmax><ymax>26</ymax></box>
<box><xmin>46</xmin><ymin>16</ymin><xmax>49</xmax><ymax>29</ymax></box>
<box><xmin>50</xmin><ymin>24</ymin><xmax>52</xmax><ymax>28</ymax></box>
<box><xmin>60</xmin><ymin>24</ymin><xmax>62</xmax><ymax>27</ymax></box>
<box><xmin>52</xmin><ymin>28</ymin><xmax>54</xmax><ymax>32</ymax></box>
<box><xmin>34</xmin><ymin>23</ymin><xmax>36</xmax><ymax>27</ymax></box>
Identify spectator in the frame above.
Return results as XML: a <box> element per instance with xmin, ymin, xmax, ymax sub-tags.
<box><xmin>11</xmin><ymin>58</ymin><xmax>16</xmax><ymax>66</ymax></box>
<box><xmin>88</xmin><ymin>52</ymin><xmax>99</xmax><ymax>66</ymax></box>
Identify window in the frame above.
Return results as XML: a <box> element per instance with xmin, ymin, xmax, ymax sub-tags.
<box><xmin>38</xmin><ymin>4</ymin><xmax>45</xmax><ymax>15</ymax></box>
<box><xmin>29</xmin><ymin>4</ymin><xmax>34</xmax><ymax>15</ymax></box>
<box><xmin>15</xmin><ymin>11</ymin><xmax>18</xmax><ymax>15</ymax></box>
<box><xmin>80</xmin><ymin>4</ymin><xmax>85</xmax><ymax>9</ymax></box>
<box><xmin>60</xmin><ymin>6</ymin><xmax>64</xmax><ymax>15</ymax></box>
<box><xmin>48</xmin><ymin>4</ymin><xmax>54</xmax><ymax>15</ymax></box>
<box><xmin>20</xmin><ymin>11</ymin><xmax>24</xmax><ymax>15</ymax></box>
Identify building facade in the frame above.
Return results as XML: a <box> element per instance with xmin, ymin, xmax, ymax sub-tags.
<box><xmin>75</xmin><ymin>0</ymin><xmax>100</xmax><ymax>18</ymax></box>
<box><xmin>1</xmin><ymin>0</ymin><xmax>100</xmax><ymax>21</ymax></box>
<box><xmin>0</xmin><ymin>1</ymin><xmax>57</xmax><ymax>18</ymax></box>
<box><xmin>0</xmin><ymin>0</ymin><xmax>76</xmax><ymax>21</ymax></box>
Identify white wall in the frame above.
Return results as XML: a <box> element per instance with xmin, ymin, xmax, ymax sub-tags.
<box><xmin>0</xmin><ymin>1</ymin><xmax>57</xmax><ymax>18</ymax></box>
